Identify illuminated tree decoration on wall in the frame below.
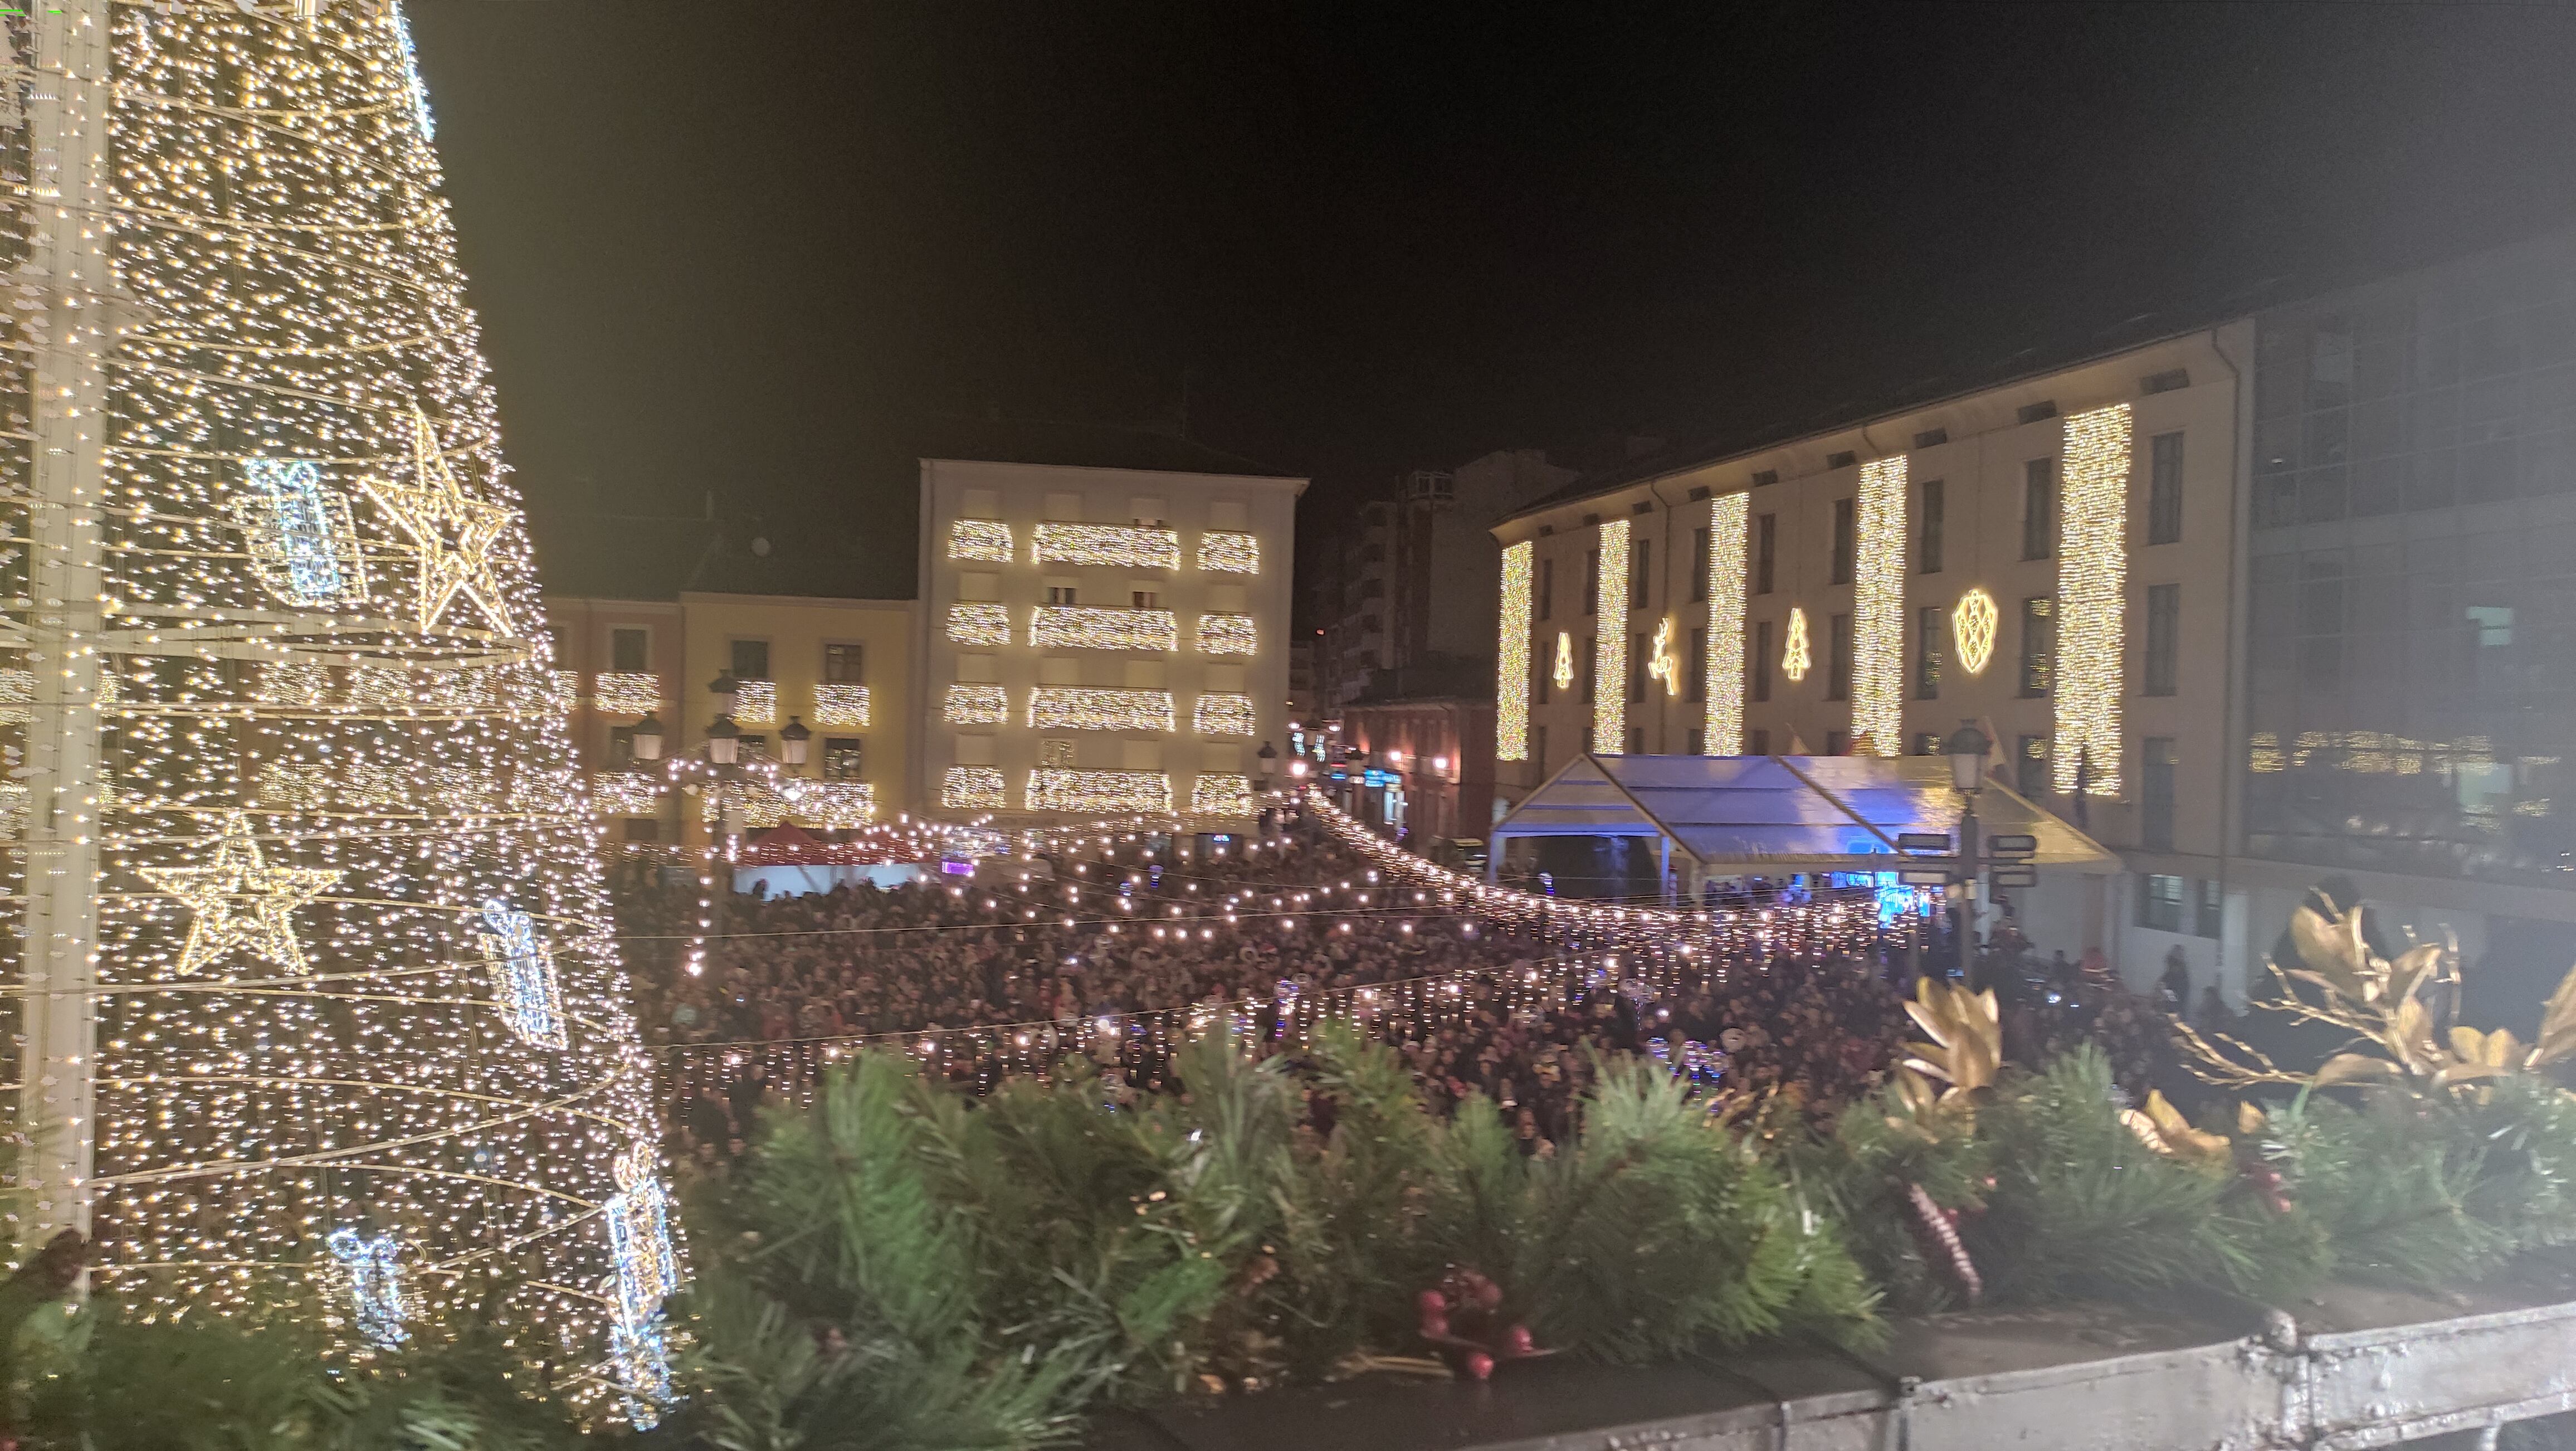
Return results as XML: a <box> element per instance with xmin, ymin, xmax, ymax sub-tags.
<box><xmin>1193</xmin><ymin>692</ymin><xmax>1256</xmax><ymax>737</ymax></box>
<box><xmin>947</xmin><ymin>602</ymin><xmax>1012</xmax><ymax>646</ymax></box>
<box><xmin>1032</xmin><ymin>523</ymin><xmax>1181</xmax><ymax>569</ymax></box>
<box><xmin>812</xmin><ymin>682</ymin><xmax>870</xmax><ymax>728</ymax></box>
<box><xmin>1028</xmin><ymin>768</ymin><xmax>1173</xmax><ymax>814</ymax></box>
<box><xmin>1192</xmin><ymin>772</ymin><xmax>1253</xmax><ymax>816</ymax></box>
<box><xmin>1195</xmin><ymin>530</ymin><xmax>1260</xmax><ymax>573</ymax></box>
<box><xmin>1195</xmin><ymin>612</ymin><xmax>1258</xmax><ymax>656</ymax></box>
<box><xmin>1782</xmin><ymin>607</ymin><xmax>1813</xmax><ymax>682</ymax></box>
<box><xmin>1952</xmin><ymin>587</ymin><xmax>1998</xmax><ymax>675</ymax></box>
<box><xmin>233</xmin><ymin>458</ymin><xmax>368</xmax><ymax>607</ymax></box>
<box><xmin>1495</xmin><ymin>541</ymin><xmax>1533</xmax><ymax>761</ymax></box>
<box><xmin>2053</xmin><ymin>404</ymin><xmax>2131</xmax><ymax>796</ymax></box>
<box><xmin>478</xmin><ymin>899</ymin><xmax>568</xmax><ymax>1051</ymax></box>
<box><xmin>1853</xmin><ymin>456</ymin><xmax>1907</xmax><ymax>757</ymax></box>
<box><xmin>731</xmin><ymin>679</ymin><xmax>777</xmax><ymax>727</ymax></box>
<box><xmin>327</xmin><ymin>1228</ymin><xmax>409</xmax><ymax>1350</ymax></box>
<box><xmin>0</xmin><ymin>3</ymin><xmax>670</xmax><ymax>1420</ymax></box>
<box><xmin>943</xmin><ymin>684</ymin><xmax>1008</xmax><ymax>725</ymax></box>
<box><xmin>1594</xmin><ymin>517</ymin><xmax>1631</xmax><ymax>753</ymax></box>
<box><xmin>946</xmin><ymin>518</ymin><xmax>1014</xmax><ymax>563</ymax></box>
<box><xmin>592</xmin><ymin>672</ymin><xmax>661</xmax><ymax>715</ymax></box>
<box><xmin>602</xmin><ymin>1140</ymin><xmax>680</xmax><ymax>1427</ymax></box>
<box><xmin>1028</xmin><ymin>686</ymin><xmax>1175</xmax><ymax>732</ymax></box>
<box><xmin>1554</xmin><ymin>632</ymin><xmax>1575</xmax><ymax>689</ymax></box>
<box><xmin>135</xmin><ymin>814</ymin><xmax>341</xmax><ymax>977</ymax></box>
<box><xmin>1032</xmin><ymin>605</ymin><xmax>1179</xmax><ymax>651</ymax></box>
<box><xmin>1704</xmin><ymin>492</ymin><xmax>1748</xmax><ymax>756</ymax></box>
<box><xmin>943</xmin><ymin>766</ymin><xmax>1007</xmax><ymax>810</ymax></box>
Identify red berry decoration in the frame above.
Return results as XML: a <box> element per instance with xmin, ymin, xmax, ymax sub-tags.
<box><xmin>1463</xmin><ymin>1350</ymin><xmax>1495</xmax><ymax>1381</ymax></box>
<box><xmin>1417</xmin><ymin>1289</ymin><xmax>1449</xmax><ymax>1318</ymax></box>
<box><xmin>1503</xmin><ymin>1323</ymin><xmax>1536</xmax><ymax>1357</ymax></box>
<box><xmin>1419</xmin><ymin>1312</ymin><xmax>1450</xmax><ymax>1341</ymax></box>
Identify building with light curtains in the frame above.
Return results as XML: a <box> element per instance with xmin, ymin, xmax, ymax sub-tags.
<box><xmin>914</xmin><ymin>452</ymin><xmax>1305</xmax><ymax>821</ymax></box>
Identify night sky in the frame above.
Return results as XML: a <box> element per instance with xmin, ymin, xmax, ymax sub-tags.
<box><xmin>407</xmin><ymin>2</ymin><xmax>2576</xmax><ymax>602</ymax></box>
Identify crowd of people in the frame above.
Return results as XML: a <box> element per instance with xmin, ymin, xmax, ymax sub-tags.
<box><xmin>612</xmin><ymin>813</ymin><xmax>2190</xmax><ymax>1175</ymax></box>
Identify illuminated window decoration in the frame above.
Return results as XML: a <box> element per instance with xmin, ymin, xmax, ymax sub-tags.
<box><xmin>947</xmin><ymin>518</ymin><xmax>1015</xmax><ymax>562</ymax></box>
<box><xmin>791</xmin><ymin>780</ymin><xmax>877</xmax><ymax>828</ymax></box>
<box><xmin>947</xmin><ymin>602</ymin><xmax>1012</xmax><ymax>646</ymax></box>
<box><xmin>1594</xmin><ymin>518</ymin><xmax>1630</xmax><ymax>753</ymax></box>
<box><xmin>1029</xmin><ymin>686</ymin><xmax>1175</xmax><ymax>732</ymax></box>
<box><xmin>136</xmin><ymin>814</ymin><xmax>343</xmax><ymax>978</ymax></box>
<box><xmin>943</xmin><ymin>684</ymin><xmax>1008</xmax><ymax>725</ymax></box>
<box><xmin>326</xmin><ymin>1228</ymin><xmax>409</xmax><ymax>1350</ymax></box>
<box><xmin>943</xmin><ymin>766</ymin><xmax>1007</xmax><ymax>810</ymax></box>
<box><xmin>1196</xmin><ymin>530</ymin><xmax>1260</xmax><ymax>573</ymax></box>
<box><xmin>1952</xmin><ymin>588</ymin><xmax>1999</xmax><ymax>675</ymax></box>
<box><xmin>731</xmin><ymin>679</ymin><xmax>777</xmax><ymax>727</ymax></box>
<box><xmin>1852</xmin><ymin>456</ymin><xmax>1907</xmax><ymax>757</ymax></box>
<box><xmin>477</xmin><ymin>899</ymin><xmax>567</xmax><ymax>1051</ymax></box>
<box><xmin>1194</xmin><ymin>692</ymin><xmax>1257</xmax><ymax>737</ymax></box>
<box><xmin>1192</xmin><ymin>772</ymin><xmax>1254</xmax><ymax>816</ymax></box>
<box><xmin>1553</xmin><ymin>632</ymin><xmax>1575</xmax><ymax>690</ymax></box>
<box><xmin>1646</xmin><ymin>617</ymin><xmax>1680</xmax><ymax>694</ymax></box>
<box><xmin>812</xmin><ymin>682</ymin><xmax>870</xmax><ymax>728</ymax></box>
<box><xmin>592</xmin><ymin>672</ymin><xmax>661</xmax><ymax>715</ymax></box>
<box><xmin>1704</xmin><ymin>492</ymin><xmax>1748</xmax><ymax>756</ymax></box>
<box><xmin>1032</xmin><ymin>606</ymin><xmax>1179</xmax><ymax>652</ymax></box>
<box><xmin>1496</xmin><ymin>541</ymin><xmax>1533</xmax><ymax>761</ymax></box>
<box><xmin>233</xmin><ymin>458</ymin><xmax>368</xmax><ymax>607</ymax></box>
<box><xmin>1028</xmin><ymin>768</ymin><xmax>1173</xmax><ymax>814</ymax></box>
<box><xmin>1195</xmin><ymin>612</ymin><xmax>1259</xmax><ymax>656</ymax></box>
<box><xmin>362</xmin><ymin>408</ymin><xmax>519</xmax><ymax>637</ymax></box>
<box><xmin>591</xmin><ymin>772</ymin><xmax>665</xmax><ymax>816</ymax></box>
<box><xmin>1782</xmin><ymin>607</ymin><xmax>1812</xmax><ymax>683</ymax></box>
<box><xmin>2053</xmin><ymin>403</ymin><xmax>2132</xmax><ymax>796</ymax></box>
<box><xmin>1032</xmin><ymin>522</ymin><xmax>1181</xmax><ymax>569</ymax></box>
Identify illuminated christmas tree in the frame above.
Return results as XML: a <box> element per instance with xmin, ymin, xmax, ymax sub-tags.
<box><xmin>2</xmin><ymin>0</ymin><xmax>672</xmax><ymax>1423</ymax></box>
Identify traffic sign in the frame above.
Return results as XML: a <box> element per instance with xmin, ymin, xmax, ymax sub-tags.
<box><xmin>1989</xmin><ymin>834</ymin><xmax>2038</xmax><ymax>856</ymax></box>
<box><xmin>1991</xmin><ymin>866</ymin><xmax>2038</xmax><ymax>888</ymax></box>
<box><xmin>1896</xmin><ymin>832</ymin><xmax>1951</xmax><ymax>853</ymax></box>
<box><xmin>1898</xmin><ymin>869</ymin><xmax>1951</xmax><ymax>887</ymax></box>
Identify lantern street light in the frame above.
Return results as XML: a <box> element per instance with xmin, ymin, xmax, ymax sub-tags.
<box><xmin>630</xmin><ymin>710</ymin><xmax>665</xmax><ymax>763</ymax></box>
<box><xmin>779</xmin><ymin>715</ymin><xmax>812</xmax><ymax>771</ymax></box>
<box><xmin>706</xmin><ymin>669</ymin><xmax>739</xmax><ymax>718</ymax></box>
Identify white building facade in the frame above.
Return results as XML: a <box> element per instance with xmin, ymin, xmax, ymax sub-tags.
<box><xmin>914</xmin><ymin>457</ymin><xmax>1306</xmax><ymax>821</ymax></box>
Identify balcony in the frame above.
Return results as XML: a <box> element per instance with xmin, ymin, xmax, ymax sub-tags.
<box><xmin>1028</xmin><ymin>686</ymin><xmax>1174</xmax><ymax>732</ymax></box>
<box><xmin>947</xmin><ymin>602</ymin><xmax>1011</xmax><ymax>646</ymax></box>
<box><xmin>942</xmin><ymin>766</ymin><xmax>1006</xmax><ymax>811</ymax></box>
<box><xmin>591</xmin><ymin>771</ymin><xmax>663</xmax><ymax>816</ymax></box>
<box><xmin>1027</xmin><ymin>768</ymin><xmax>1171</xmax><ymax>813</ymax></box>
<box><xmin>1191</xmin><ymin>772</ymin><xmax>1252</xmax><ymax>816</ymax></box>
<box><xmin>1195</xmin><ymin>530</ymin><xmax>1260</xmax><ymax>574</ymax></box>
<box><xmin>942</xmin><ymin>684</ymin><xmax>1007</xmax><ymax>726</ymax></box>
<box><xmin>592</xmin><ymin>671</ymin><xmax>661</xmax><ymax>715</ymax></box>
<box><xmin>1032</xmin><ymin>522</ymin><xmax>1180</xmax><ymax>569</ymax></box>
<box><xmin>1196</xmin><ymin>612</ymin><xmax>1258</xmax><ymax>656</ymax></box>
<box><xmin>946</xmin><ymin>518</ymin><xmax>1014</xmax><ymax>562</ymax></box>
<box><xmin>1030</xmin><ymin>606</ymin><xmax>1177</xmax><ymax>652</ymax></box>
<box><xmin>812</xmin><ymin>681</ymin><xmax>870</xmax><ymax>728</ymax></box>
<box><xmin>1193</xmin><ymin>692</ymin><xmax>1256</xmax><ymax>737</ymax></box>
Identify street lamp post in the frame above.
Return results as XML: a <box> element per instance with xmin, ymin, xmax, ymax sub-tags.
<box><xmin>1255</xmin><ymin>741</ymin><xmax>1277</xmax><ymax>832</ymax></box>
<box><xmin>1943</xmin><ymin>722</ymin><xmax>1992</xmax><ymax>978</ymax></box>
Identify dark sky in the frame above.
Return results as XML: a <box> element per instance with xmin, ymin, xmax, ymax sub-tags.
<box><xmin>408</xmin><ymin>2</ymin><xmax>2576</xmax><ymax>601</ymax></box>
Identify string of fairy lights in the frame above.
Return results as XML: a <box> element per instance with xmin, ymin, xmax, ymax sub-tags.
<box><xmin>0</xmin><ymin>1</ymin><xmax>669</xmax><ymax>1427</ymax></box>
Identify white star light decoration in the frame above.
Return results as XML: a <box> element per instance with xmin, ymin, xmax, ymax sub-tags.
<box><xmin>138</xmin><ymin>814</ymin><xmax>341</xmax><ymax>977</ymax></box>
<box><xmin>362</xmin><ymin>408</ymin><xmax>518</xmax><ymax>637</ymax></box>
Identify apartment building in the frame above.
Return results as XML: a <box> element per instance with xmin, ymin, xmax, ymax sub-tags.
<box><xmin>1490</xmin><ymin>327</ymin><xmax>2252</xmax><ymax>987</ymax></box>
<box><xmin>914</xmin><ymin>455</ymin><xmax>1306</xmax><ymax>820</ymax></box>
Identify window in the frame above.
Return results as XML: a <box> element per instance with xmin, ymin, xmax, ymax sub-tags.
<box><xmin>2018</xmin><ymin>596</ymin><xmax>2057</xmax><ymax>697</ymax></box>
<box><xmin>1131</xmin><ymin>589</ymin><xmax>1162</xmax><ymax>608</ymax></box>
<box><xmin>1580</xmin><ymin>637</ymin><xmax>1596</xmax><ymax>703</ymax></box>
<box><xmin>2015</xmin><ymin>734</ymin><xmax>2050</xmax><ymax>798</ymax></box>
<box><xmin>1691</xmin><ymin>527</ymin><xmax>1711</xmax><ymax>602</ymax></box>
<box><xmin>2139</xmin><ymin>873</ymin><xmax>2187</xmax><ymax>933</ymax></box>
<box><xmin>1918</xmin><ymin>479</ymin><xmax>1944</xmax><ymax>574</ymax></box>
<box><xmin>823</xmin><ymin>737</ymin><xmax>865</xmax><ymax>781</ymax></box>
<box><xmin>1046</xmin><ymin>583</ymin><xmax>1079</xmax><ymax>606</ymax></box>
<box><xmin>1829</xmin><ymin>498</ymin><xmax>1855</xmax><ymax>585</ymax></box>
<box><xmin>1752</xmin><ymin>620</ymin><xmax>1774</xmax><ymax>702</ymax></box>
<box><xmin>2147</xmin><ymin>431</ymin><xmax>2184</xmax><ymax>545</ymax></box>
<box><xmin>2142</xmin><ymin>736</ymin><xmax>2177</xmax><ymax>851</ymax></box>
<box><xmin>1040</xmin><ymin>738</ymin><xmax>1076</xmax><ymax>768</ymax></box>
<box><xmin>1628</xmin><ymin>631</ymin><xmax>1650</xmax><ymax>703</ymax></box>
<box><xmin>611</xmin><ymin>627</ymin><xmax>648</xmax><ymax>673</ymax></box>
<box><xmin>1826</xmin><ymin>612</ymin><xmax>1852</xmax><ymax>701</ymax></box>
<box><xmin>1914</xmin><ymin>603</ymin><xmax>1942</xmax><ymax>699</ymax></box>
<box><xmin>1532</xmin><ymin>724</ymin><xmax>1549</xmax><ymax>771</ymax></box>
<box><xmin>1687</xmin><ymin>626</ymin><xmax>1707</xmax><ymax>702</ymax></box>
<box><xmin>1749</xmin><ymin>728</ymin><xmax>1771</xmax><ymax>755</ymax></box>
<box><xmin>2022</xmin><ymin>457</ymin><xmax>2056</xmax><ymax>560</ymax></box>
<box><xmin>1687</xmin><ymin>727</ymin><xmax>1705</xmax><ymax>754</ymax></box>
<box><xmin>2196</xmin><ymin>878</ymin><xmax>2223</xmax><ymax>939</ymax></box>
<box><xmin>1538</xmin><ymin>557</ymin><xmax>1554</xmax><ymax>621</ymax></box>
<box><xmin>1913</xmin><ymin>732</ymin><xmax>1941</xmax><ymax>756</ymax></box>
<box><xmin>1824</xmin><ymin>728</ymin><xmax>1848</xmax><ymax>756</ymax></box>
<box><xmin>2143</xmin><ymin>583</ymin><xmax>2180</xmax><ymax>695</ymax></box>
<box><xmin>1755</xmin><ymin>514</ymin><xmax>1777</xmax><ymax>594</ymax></box>
<box><xmin>823</xmin><ymin>643</ymin><xmax>864</xmax><ymax>683</ymax></box>
<box><xmin>1631</xmin><ymin>540</ymin><xmax>1650</xmax><ymax>611</ymax></box>
<box><xmin>730</xmin><ymin>639</ymin><xmax>770</xmax><ymax>680</ymax></box>
<box><xmin>607</xmin><ymin>726</ymin><xmax>637</xmax><ymax>765</ymax></box>
<box><xmin>1584</xmin><ymin>549</ymin><xmax>1601</xmax><ymax>616</ymax></box>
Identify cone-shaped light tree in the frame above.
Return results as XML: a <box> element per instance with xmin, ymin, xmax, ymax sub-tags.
<box><xmin>2</xmin><ymin>0</ymin><xmax>672</xmax><ymax>1423</ymax></box>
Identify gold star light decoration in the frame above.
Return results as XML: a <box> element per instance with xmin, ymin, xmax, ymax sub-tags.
<box><xmin>137</xmin><ymin>814</ymin><xmax>343</xmax><ymax>978</ymax></box>
<box><xmin>362</xmin><ymin>407</ymin><xmax>518</xmax><ymax>637</ymax></box>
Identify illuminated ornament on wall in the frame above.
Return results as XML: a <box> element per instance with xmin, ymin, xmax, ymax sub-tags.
<box><xmin>2053</xmin><ymin>404</ymin><xmax>2131</xmax><ymax>797</ymax></box>
<box><xmin>812</xmin><ymin>682</ymin><xmax>870</xmax><ymax>727</ymax></box>
<box><xmin>1196</xmin><ymin>531</ymin><xmax>1260</xmax><ymax>573</ymax></box>
<box><xmin>477</xmin><ymin>899</ymin><xmax>567</xmax><ymax>1050</ymax></box>
<box><xmin>943</xmin><ymin>766</ymin><xmax>1006</xmax><ymax>810</ymax></box>
<box><xmin>1554</xmin><ymin>632</ymin><xmax>1574</xmax><ymax>689</ymax></box>
<box><xmin>362</xmin><ymin>408</ymin><xmax>518</xmax><ymax>637</ymax></box>
<box><xmin>1852</xmin><ymin>457</ymin><xmax>1907</xmax><ymax>757</ymax></box>
<box><xmin>1781</xmin><ymin>607</ymin><xmax>1812</xmax><ymax>683</ymax></box>
<box><xmin>1594</xmin><ymin>517</ymin><xmax>1631</xmax><ymax>753</ymax></box>
<box><xmin>1953</xmin><ymin>588</ymin><xmax>1998</xmax><ymax>675</ymax></box>
<box><xmin>946</xmin><ymin>518</ymin><xmax>1014</xmax><ymax>562</ymax></box>
<box><xmin>233</xmin><ymin>459</ymin><xmax>368</xmax><ymax>607</ymax></box>
<box><xmin>1646</xmin><ymin>617</ymin><xmax>1680</xmax><ymax>694</ymax></box>
<box><xmin>326</xmin><ymin>1228</ymin><xmax>408</xmax><ymax>1349</ymax></box>
<box><xmin>1704</xmin><ymin>493</ymin><xmax>1748</xmax><ymax>756</ymax></box>
<box><xmin>1495</xmin><ymin>541</ymin><xmax>1533</xmax><ymax>761</ymax></box>
<box><xmin>136</xmin><ymin>813</ymin><xmax>342</xmax><ymax>977</ymax></box>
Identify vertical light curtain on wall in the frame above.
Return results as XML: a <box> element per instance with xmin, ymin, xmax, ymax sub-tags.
<box><xmin>1496</xmin><ymin>541</ymin><xmax>1533</xmax><ymax>761</ymax></box>
<box><xmin>2054</xmin><ymin>403</ymin><xmax>2132</xmax><ymax>795</ymax></box>
<box><xmin>1853</xmin><ymin>457</ymin><xmax>1908</xmax><ymax>756</ymax></box>
<box><xmin>1594</xmin><ymin>518</ymin><xmax>1631</xmax><ymax>753</ymax></box>
<box><xmin>1703</xmin><ymin>493</ymin><xmax>1748</xmax><ymax>756</ymax></box>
